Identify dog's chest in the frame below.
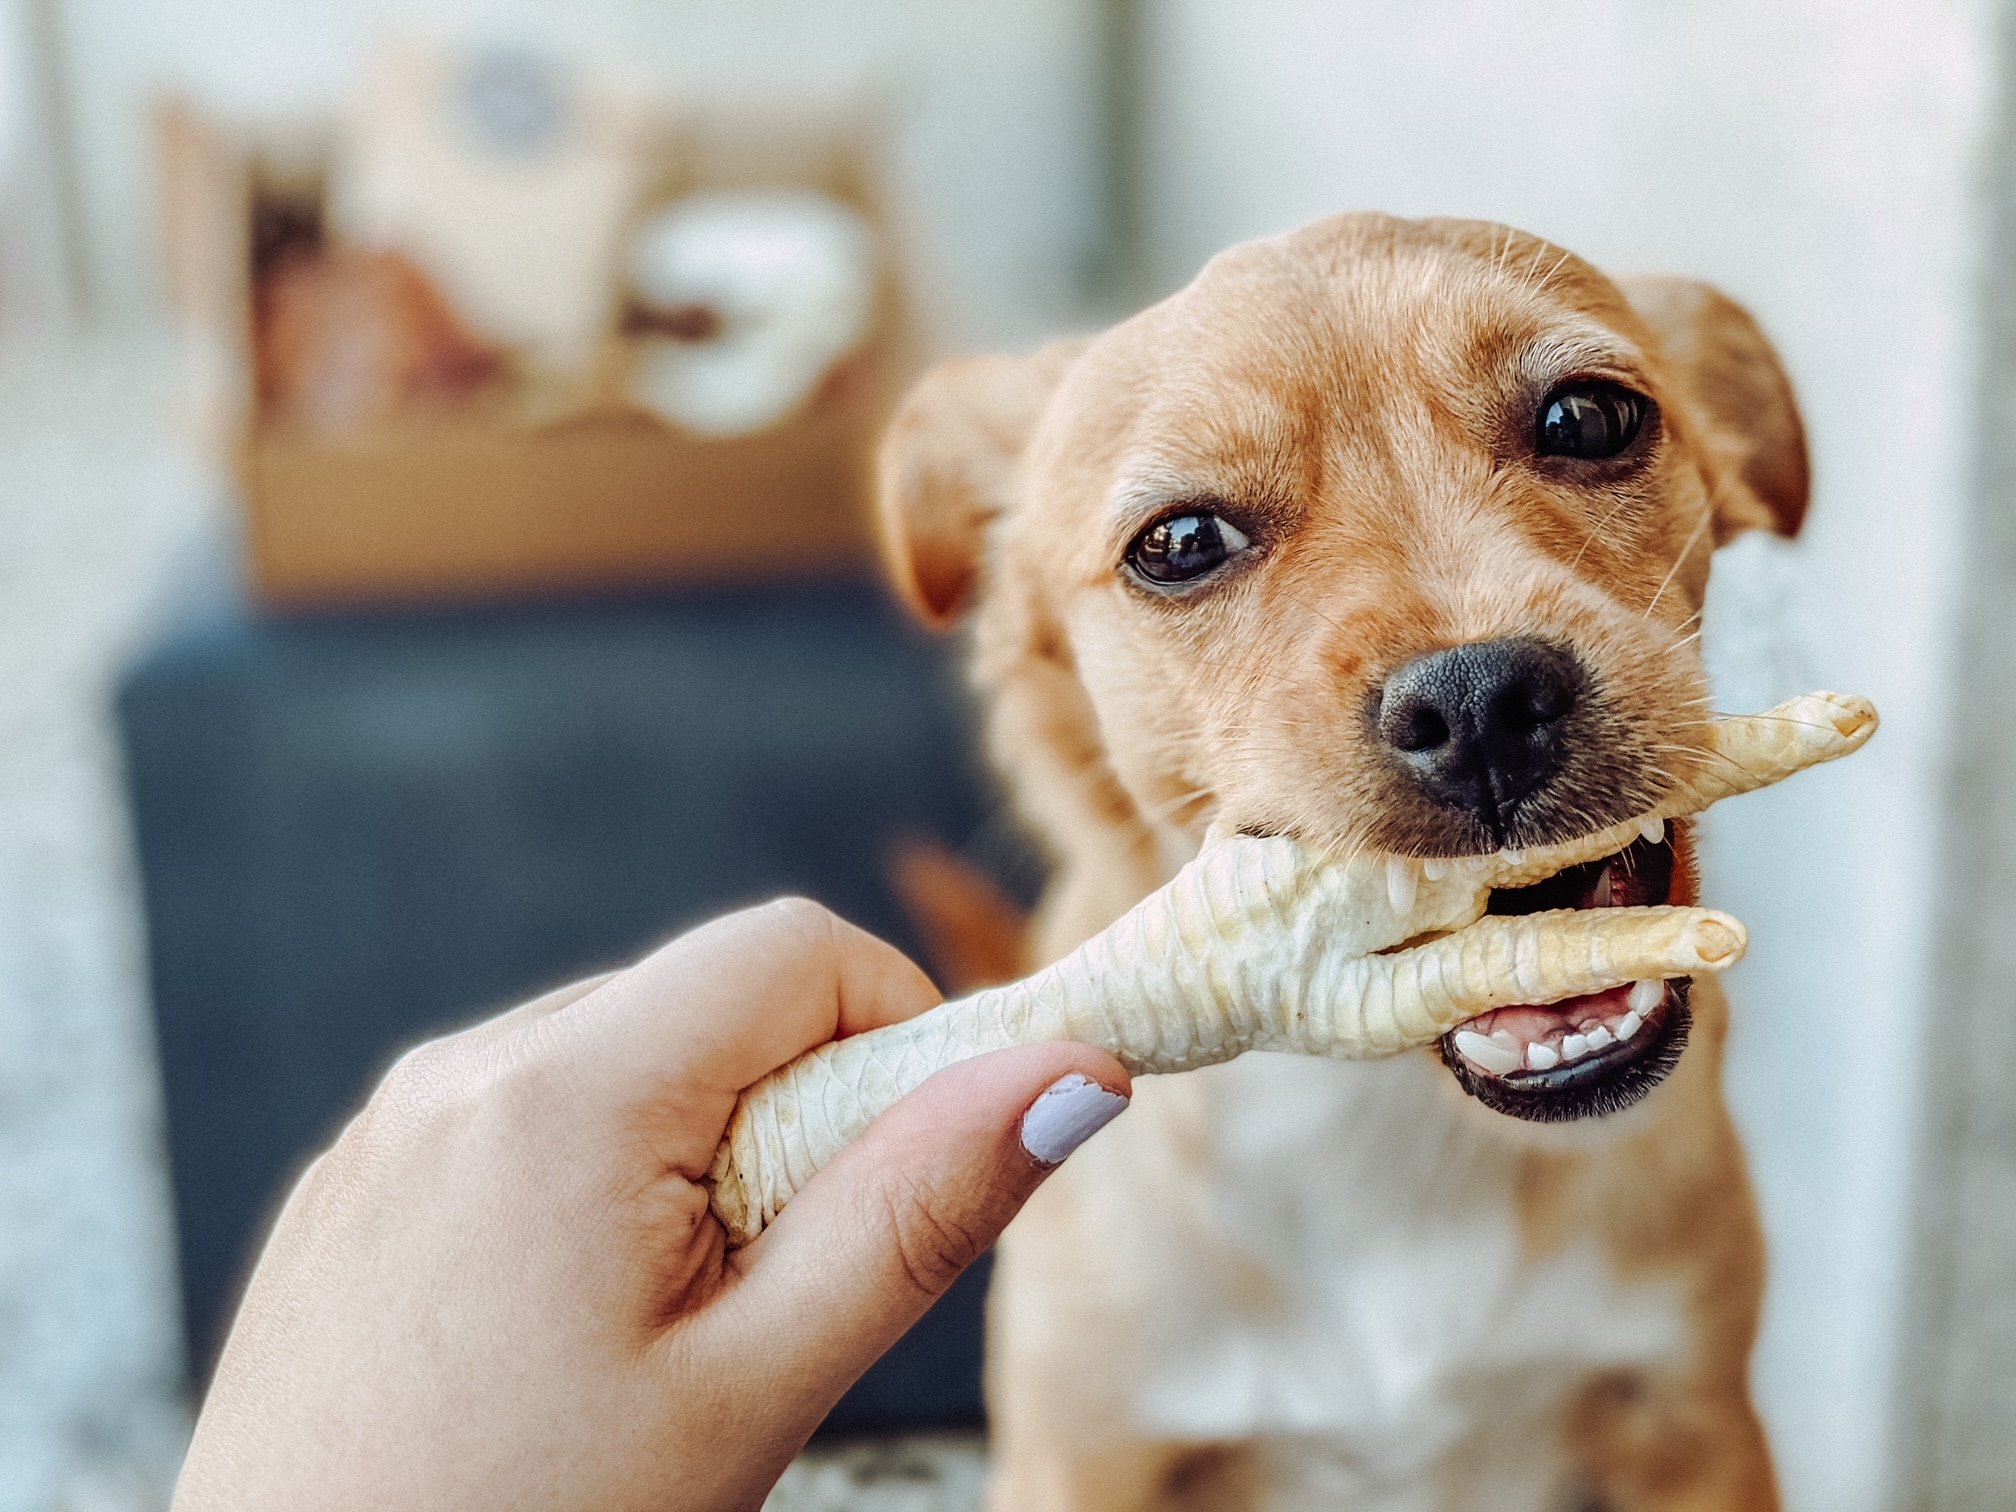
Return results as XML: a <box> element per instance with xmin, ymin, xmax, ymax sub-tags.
<box><xmin>1113</xmin><ymin>1053</ymin><xmax>1687</xmax><ymax>1495</ymax></box>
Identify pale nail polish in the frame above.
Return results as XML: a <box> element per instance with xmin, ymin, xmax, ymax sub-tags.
<box><xmin>1020</xmin><ymin>1074</ymin><xmax>1128</xmax><ymax>1165</ymax></box>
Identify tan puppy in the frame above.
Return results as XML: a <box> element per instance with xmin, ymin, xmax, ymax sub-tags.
<box><xmin>878</xmin><ymin>214</ymin><xmax>1804</xmax><ymax>1511</ymax></box>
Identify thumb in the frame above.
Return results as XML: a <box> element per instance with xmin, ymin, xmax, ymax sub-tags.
<box><xmin>706</xmin><ymin>1042</ymin><xmax>1130</xmax><ymax>1408</ymax></box>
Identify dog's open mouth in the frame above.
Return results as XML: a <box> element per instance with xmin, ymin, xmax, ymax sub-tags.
<box><xmin>1437</xmin><ymin>829</ymin><xmax>1693</xmax><ymax>1123</ymax></box>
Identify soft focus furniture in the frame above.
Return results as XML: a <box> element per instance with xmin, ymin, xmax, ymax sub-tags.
<box><xmin>119</xmin><ymin>577</ymin><xmax>1014</xmax><ymax>1433</ymax></box>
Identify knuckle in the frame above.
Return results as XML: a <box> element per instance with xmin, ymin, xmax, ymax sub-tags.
<box><xmin>374</xmin><ymin>1040</ymin><xmax>449</xmax><ymax>1112</ymax></box>
<box><xmin>878</xmin><ymin>1174</ymin><xmax>988</xmax><ymax>1299</ymax></box>
<box><xmin>759</xmin><ymin>894</ymin><xmax>838</xmax><ymax>941</ymax></box>
<box><xmin>350</xmin><ymin>1034</ymin><xmax>558</xmax><ymax>1171</ymax></box>
<box><xmin>363</xmin><ymin>1037</ymin><xmax>484</xmax><ymax>1144</ymax></box>
<box><xmin>473</xmin><ymin>1051</ymin><xmax>573</xmax><ymax>1144</ymax></box>
<box><xmin>375</xmin><ymin>1039</ymin><xmax>456</xmax><ymax>1112</ymax></box>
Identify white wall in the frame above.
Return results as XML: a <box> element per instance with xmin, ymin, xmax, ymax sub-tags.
<box><xmin>0</xmin><ymin>3</ymin><xmax>20</xmax><ymax>176</ymax></box>
<box><xmin>0</xmin><ymin>0</ymin><xmax>78</xmax><ymax>332</ymax></box>
<box><xmin>53</xmin><ymin>0</ymin><xmax>1110</xmax><ymax>345</ymax></box>
<box><xmin>1139</xmin><ymin>4</ymin><xmax>1988</xmax><ymax>1507</ymax></box>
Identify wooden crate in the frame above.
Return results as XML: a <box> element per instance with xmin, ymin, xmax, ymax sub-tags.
<box><xmin>157</xmin><ymin>92</ymin><xmax>920</xmax><ymax>608</ymax></box>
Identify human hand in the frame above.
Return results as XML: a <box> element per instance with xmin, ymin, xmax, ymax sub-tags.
<box><xmin>171</xmin><ymin>899</ymin><xmax>1131</xmax><ymax>1512</ymax></box>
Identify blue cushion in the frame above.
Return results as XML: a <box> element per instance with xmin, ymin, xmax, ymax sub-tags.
<box><xmin>119</xmin><ymin>578</ymin><xmax>1013</xmax><ymax>1434</ymax></box>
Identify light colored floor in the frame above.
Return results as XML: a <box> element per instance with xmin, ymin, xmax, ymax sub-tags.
<box><xmin>769</xmin><ymin>1435</ymin><xmax>986</xmax><ymax>1510</ymax></box>
<box><xmin>0</xmin><ymin>333</ymin><xmax>208</xmax><ymax>1512</ymax></box>
<box><xmin>0</xmin><ymin>333</ymin><xmax>981</xmax><ymax>1511</ymax></box>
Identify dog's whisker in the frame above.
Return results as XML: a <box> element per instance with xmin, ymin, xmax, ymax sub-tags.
<box><xmin>1649</xmin><ymin>743</ymin><xmax>1770</xmax><ymax>781</ymax></box>
<box><xmin>1490</xmin><ymin>225</ymin><xmax>1516</xmax><ymax>281</ymax></box>
<box><xmin>1644</xmin><ymin>505</ymin><xmax>1714</xmax><ymax>619</ymax></box>
<box><xmin>1567</xmin><ymin>493</ymin><xmax>1640</xmax><ymax>575</ymax></box>
<box><xmin>1275</xmin><ymin>588</ymin><xmax>1357</xmax><ymax>643</ymax></box>
<box><xmin>1131</xmin><ymin>786</ymin><xmax>1218</xmax><ymax>830</ymax></box>
<box><xmin>1716</xmin><ymin>713</ymin><xmax>1840</xmax><ymax>729</ymax></box>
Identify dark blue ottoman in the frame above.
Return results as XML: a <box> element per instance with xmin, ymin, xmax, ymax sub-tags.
<box><xmin>118</xmin><ymin>577</ymin><xmax>1017</xmax><ymax>1434</ymax></box>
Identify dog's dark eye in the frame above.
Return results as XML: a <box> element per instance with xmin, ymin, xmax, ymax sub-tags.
<box><xmin>1126</xmin><ymin>512</ymin><xmax>1253</xmax><ymax>587</ymax></box>
<box><xmin>1536</xmin><ymin>382</ymin><xmax>1649</xmax><ymax>460</ymax></box>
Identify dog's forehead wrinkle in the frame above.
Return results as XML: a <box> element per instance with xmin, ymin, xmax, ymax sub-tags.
<box><xmin>1222</xmin><ymin>211</ymin><xmax>1632</xmax><ymax>329</ymax></box>
<box><xmin>1103</xmin><ymin>449</ymin><xmax>1298</xmax><ymax>541</ymax></box>
<box><xmin>1520</xmin><ymin>329</ymin><xmax>1656</xmax><ymax>396</ymax></box>
<box><xmin>1099</xmin><ymin>380</ymin><xmax>1323</xmax><ymax>515</ymax></box>
<box><xmin>1107</xmin><ymin>464</ymin><xmax>1195</xmax><ymax>522</ymax></box>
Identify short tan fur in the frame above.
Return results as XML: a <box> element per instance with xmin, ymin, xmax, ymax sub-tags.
<box><xmin>879</xmin><ymin>214</ymin><xmax>1815</xmax><ymax>1511</ymax></box>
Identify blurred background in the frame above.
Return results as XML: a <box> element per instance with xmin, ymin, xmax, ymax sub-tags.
<box><xmin>0</xmin><ymin>1</ymin><xmax>2006</xmax><ymax>1509</ymax></box>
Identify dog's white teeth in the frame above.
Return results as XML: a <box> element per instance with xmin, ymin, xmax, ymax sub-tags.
<box><xmin>1455</xmin><ymin>1029</ymin><xmax>1524</xmax><ymax>1076</ymax></box>
<box><xmin>1637</xmin><ymin>816</ymin><xmax>1666</xmax><ymax>846</ymax></box>
<box><xmin>1458</xmin><ymin>980</ymin><xmax>1660</xmax><ymax>1080</ymax></box>
<box><xmin>1500</xmin><ymin>848</ymin><xmax>1526</xmax><ymax>866</ymax></box>
<box><xmin>1421</xmin><ymin>857</ymin><xmax>1446</xmax><ymax>881</ymax></box>
<box><xmin>1385</xmin><ymin>857</ymin><xmax>1419</xmax><ymax>917</ymax></box>
<box><xmin>1590</xmin><ymin>865</ymin><xmax>1614</xmax><ymax>908</ymax></box>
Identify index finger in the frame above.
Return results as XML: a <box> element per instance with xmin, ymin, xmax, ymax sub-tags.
<box><xmin>539</xmin><ymin>898</ymin><xmax>943</xmax><ymax>1173</ymax></box>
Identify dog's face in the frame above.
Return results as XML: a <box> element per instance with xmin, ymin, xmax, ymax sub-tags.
<box><xmin>881</xmin><ymin>214</ymin><xmax>1807</xmax><ymax>1123</ymax></box>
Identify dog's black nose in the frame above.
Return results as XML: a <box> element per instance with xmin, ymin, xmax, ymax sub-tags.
<box><xmin>1375</xmin><ymin>638</ymin><xmax>1583</xmax><ymax>825</ymax></box>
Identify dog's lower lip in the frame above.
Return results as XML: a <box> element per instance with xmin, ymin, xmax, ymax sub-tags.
<box><xmin>1439</xmin><ymin>982</ymin><xmax>1693</xmax><ymax>1122</ymax></box>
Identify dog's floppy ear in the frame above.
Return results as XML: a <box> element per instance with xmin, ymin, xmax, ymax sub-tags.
<box><xmin>875</xmin><ymin>338</ymin><xmax>1087</xmax><ymax>626</ymax></box>
<box><xmin>1619</xmin><ymin>275</ymin><xmax>1810</xmax><ymax>541</ymax></box>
